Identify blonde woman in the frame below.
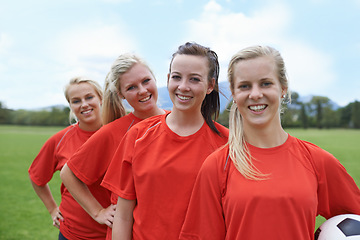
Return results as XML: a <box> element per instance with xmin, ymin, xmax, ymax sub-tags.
<box><xmin>29</xmin><ymin>77</ymin><xmax>103</xmax><ymax>240</ymax></box>
<box><xmin>180</xmin><ymin>45</ymin><xmax>360</xmax><ymax>240</ymax></box>
<box><xmin>60</xmin><ymin>53</ymin><xmax>166</xmax><ymax>240</ymax></box>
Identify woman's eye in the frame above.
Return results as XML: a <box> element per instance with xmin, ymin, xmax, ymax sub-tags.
<box><xmin>262</xmin><ymin>82</ymin><xmax>272</xmax><ymax>87</ymax></box>
<box><xmin>86</xmin><ymin>96</ymin><xmax>94</xmax><ymax>100</ymax></box>
<box><xmin>239</xmin><ymin>84</ymin><xmax>249</xmax><ymax>89</ymax></box>
<box><xmin>143</xmin><ymin>78</ymin><xmax>150</xmax><ymax>84</ymax></box>
<box><xmin>190</xmin><ymin>77</ymin><xmax>200</xmax><ymax>82</ymax></box>
<box><xmin>72</xmin><ymin>100</ymin><xmax>80</xmax><ymax>104</ymax></box>
<box><xmin>171</xmin><ymin>75</ymin><xmax>181</xmax><ymax>80</ymax></box>
<box><xmin>127</xmin><ymin>86</ymin><xmax>135</xmax><ymax>91</ymax></box>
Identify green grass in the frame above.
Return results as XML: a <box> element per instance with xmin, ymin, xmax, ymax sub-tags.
<box><xmin>0</xmin><ymin>126</ymin><xmax>359</xmax><ymax>238</ymax></box>
<box><xmin>0</xmin><ymin>125</ymin><xmax>63</xmax><ymax>239</ymax></box>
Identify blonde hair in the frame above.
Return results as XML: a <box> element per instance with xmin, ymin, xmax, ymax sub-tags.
<box><xmin>102</xmin><ymin>53</ymin><xmax>154</xmax><ymax>124</ymax></box>
<box><xmin>64</xmin><ymin>76</ymin><xmax>103</xmax><ymax>124</ymax></box>
<box><xmin>227</xmin><ymin>45</ymin><xmax>289</xmax><ymax>180</ymax></box>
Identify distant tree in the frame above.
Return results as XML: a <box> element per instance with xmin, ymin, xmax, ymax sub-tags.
<box><xmin>339</xmin><ymin>103</ymin><xmax>352</xmax><ymax>128</ymax></box>
<box><xmin>351</xmin><ymin>100</ymin><xmax>360</xmax><ymax>128</ymax></box>
<box><xmin>310</xmin><ymin>96</ymin><xmax>334</xmax><ymax>129</ymax></box>
<box><xmin>0</xmin><ymin>101</ymin><xmax>12</xmax><ymax>124</ymax></box>
<box><xmin>217</xmin><ymin>101</ymin><xmax>232</xmax><ymax>128</ymax></box>
<box><xmin>300</xmin><ymin>103</ymin><xmax>308</xmax><ymax>129</ymax></box>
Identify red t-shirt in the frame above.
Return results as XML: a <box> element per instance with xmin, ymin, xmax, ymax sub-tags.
<box><xmin>28</xmin><ymin>124</ymin><xmax>102</xmax><ymax>239</ymax></box>
<box><xmin>101</xmin><ymin>113</ymin><xmax>229</xmax><ymax>240</ymax></box>
<box><xmin>179</xmin><ymin>135</ymin><xmax>360</xmax><ymax>240</ymax></box>
<box><xmin>67</xmin><ymin>112</ymin><xmax>143</xmax><ymax>240</ymax></box>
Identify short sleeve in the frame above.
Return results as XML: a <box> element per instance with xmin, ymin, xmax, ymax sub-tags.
<box><xmin>180</xmin><ymin>148</ymin><xmax>227</xmax><ymax>240</ymax></box>
<box><xmin>101</xmin><ymin>129</ymin><xmax>138</xmax><ymax>200</ymax></box>
<box><xmin>315</xmin><ymin>148</ymin><xmax>360</xmax><ymax>218</ymax></box>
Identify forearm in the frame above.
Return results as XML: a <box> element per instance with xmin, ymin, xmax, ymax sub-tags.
<box><xmin>112</xmin><ymin>197</ymin><xmax>135</xmax><ymax>240</ymax></box>
<box><xmin>60</xmin><ymin>164</ymin><xmax>103</xmax><ymax>219</ymax></box>
<box><xmin>30</xmin><ymin>177</ymin><xmax>58</xmax><ymax>214</ymax></box>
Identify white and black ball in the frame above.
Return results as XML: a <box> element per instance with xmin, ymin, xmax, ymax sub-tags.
<box><xmin>315</xmin><ymin>214</ymin><xmax>360</xmax><ymax>240</ymax></box>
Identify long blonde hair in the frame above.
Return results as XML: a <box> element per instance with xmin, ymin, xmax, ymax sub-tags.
<box><xmin>227</xmin><ymin>45</ymin><xmax>289</xmax><ymax>180</ymax></box>
<box><xmin>102</xmin><ymin>53</ymin><xmax>154</xmax><ymax>124</ymax></box>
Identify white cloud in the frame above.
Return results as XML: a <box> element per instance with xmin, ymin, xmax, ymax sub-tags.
<box><xmin>0</xmin><ymin>33</ymin><xmax>12</xmax><ymax>54</ymax></box>
<box><xmin>51</xmin><ymin>23</ymin><xmax>138</xmax><ymax>85</ymax></box>
<box><xmin>281</xmin><ymin>44</ymin><xmax>336</xmax><ymax>96</ymax></box>
<box><xmin>184</xmin><ymin>0</ymin><xmax>336</xmax><ymax>98</ymax></box>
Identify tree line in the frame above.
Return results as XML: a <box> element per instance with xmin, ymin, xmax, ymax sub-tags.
<box><xmin>1</xmin><ymin>92</ymin><xmax>360</xmax><ymax>128</ymax></box>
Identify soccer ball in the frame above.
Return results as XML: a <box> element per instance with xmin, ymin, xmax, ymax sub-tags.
<box><xmin>315</xmin><ymin>214</ymin><xmax>360</xmax><ymax>240</ymax></box>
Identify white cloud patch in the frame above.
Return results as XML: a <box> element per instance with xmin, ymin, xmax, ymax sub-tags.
<box><xmin>51</xmin><ymin>22</ymin><xmax>138</xmax><ymax>86</ymax></box>
<box><xmin>281</xmin><ymin>44</ymin><xmax>335</xmax><ymax>96</ymax></box>
<box><xmin>184</xmin><ymin>0</ymin><xmax>336</xmax><ymax>98</ymax></box>
<box><xmin>0</xmin><ymin>33</ymin><xmax>12</xmax><ymax>54</ymax></box>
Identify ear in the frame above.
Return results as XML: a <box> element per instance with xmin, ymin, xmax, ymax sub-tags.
<box><xmin>207</xmin><ymin>78</ymin><xmax>215</xmax><ymax>94</ymax></box>
<box><xmin>167</xmin><ymin>73</ymin><xmax>170</xmax><ymax>86</ymax></box>
<box><xmin>281</xmin><ymin>88</ymin><xmax>288</xmax><ymax>98</ymax></box>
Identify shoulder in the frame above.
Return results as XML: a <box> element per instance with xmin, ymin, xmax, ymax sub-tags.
<box><xmin>201</xmin><ymin>145</ymin><xmax>229</xmax><ymax>172</ymax></box>
<box><xmin>49</xmin><ymin>124</ymin><xmax>77</xmax><ymax>142</ymax></box>
<box><xmin>214</xmin><ymin>122</ymin><xmax>229</xmax><ymax>137</ymax></box>
<box><xmin>289</xmin><ymin>135</ymin><xmax>340</xmax><ymax>172</ymax></box>
<box><xmin>290</xmin><ymin>135</ymin><xmax>334</xmax><ymax>160</ymax></box>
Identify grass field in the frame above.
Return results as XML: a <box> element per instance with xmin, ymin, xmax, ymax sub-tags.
<box><xmin>0</xmin><ymin>125</ymin><xmax>359</xmax><ymax>239</ymax></box>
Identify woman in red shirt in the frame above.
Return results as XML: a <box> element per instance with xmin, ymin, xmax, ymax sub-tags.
<box><xmin>179</xmin><ymin>45</ymin><xmax>360</xmax><ymax>240</ymax></box>
<box><xmin>101</xmin><ymin>42</ymin><xmax>229</xmax><ymax>240</ymax></box>
<box><xmin>28</xmin><ymin>77</ymin><xmax>103</xmax><ymax>239</ymax></box>
<box><xmin>60</xmin><ymin>53</ymin><xmax>166</xmax><ymax>240</ymax></box>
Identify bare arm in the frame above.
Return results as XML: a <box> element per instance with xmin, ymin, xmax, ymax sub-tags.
<box><xmin>112</xmin><ymin>197</ymin><xmax>136</xmax><ymax>240</ymax></box>
<box><xmin>60</xmin><ymin>163</ymin><xmax>115</xmax><ymax>227</ymax></box>
<box><xmin>29</xmin><ymin>176</ymin><xmax>63</xmax><ymax>228</ymax></box>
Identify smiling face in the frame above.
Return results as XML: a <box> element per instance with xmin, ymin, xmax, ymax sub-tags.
<box><xmin>68</xmin><ymin>82</ymin><xmax>102</xmax><ymax>130</ymax></box>
<box><xmin>167</xmin><ymin>54</ymin><xmax>214</xmax><ymax>115</ymax></box>
<box><xmin>232</xmin><ymin>56</ymin><xmax>286</xmax><ymax>130</ymax></box>
<box><xmin>119</xmin><ymin>63</ymin><xmax>159</xmax><ymax>119</ymax></box>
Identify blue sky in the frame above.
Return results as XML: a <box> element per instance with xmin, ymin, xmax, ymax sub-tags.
<box><xmin>1</xmin><ymin>0</ymin><xmax>359</xmax><ymax>110</ymax></box>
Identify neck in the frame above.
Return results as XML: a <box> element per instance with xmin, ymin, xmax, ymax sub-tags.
<box><xmin>244</xmin><ymin>123</ymin><xmax>287</xmax><ymax>148</ymax></box>
<box><xmin>78</xmin><ymin>121</ymin><xmax>102</xmax><ymax>132</ymax></box>
<box><xmin>166</xmin><ymin>109</ymin><xmax>204</xmax><ymax>136</ymax></box>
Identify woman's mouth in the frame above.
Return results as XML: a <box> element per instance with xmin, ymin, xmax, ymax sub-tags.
<box><xmin>81</xmin><ymin>109</ymin><xmax>93</xmax><ymax>114</ymax></box>
<box><xmin>249</xmin><ymin>104</ymin><xmax>267</xmax><ymax>112</ymax></box>
<box><xmin>177</xmin><ymin>94</ymin><xmax>191</xmax><ymax>101</ymax></box>
<box><xmin>139</xmin><ymin>95</ymin><xmax>151</xmax><ymax>102</ymax></box>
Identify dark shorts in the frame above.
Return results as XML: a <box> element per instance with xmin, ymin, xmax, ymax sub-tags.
<box><xmin>58</xmin><ymin>232</ymin><xmax>68</xmax><ymax>240</ymax></box>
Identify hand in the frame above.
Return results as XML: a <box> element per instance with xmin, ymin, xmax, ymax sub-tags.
<box><xmin>50</xmin><ymin>207</ymin><xmax>64</xmax><ymax>229</ymax></box>
<box><xmin>94</xmin><ymin>204</ymin><xmax>116</xmax><ymax>228</ymax></box>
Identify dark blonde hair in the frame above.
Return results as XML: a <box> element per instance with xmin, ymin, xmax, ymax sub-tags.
<box><xmin>227</xmin><ymin>45</ymin><xmax>289</xmax><ymax>180</ymax></box>
<box><xmin>169</xmin><ymin>42</ymin><xmax>221</xmax><ymax>135</ymax></box>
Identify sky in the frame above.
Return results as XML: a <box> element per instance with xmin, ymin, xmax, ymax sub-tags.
<box><xmin>1</xmin><ymin>0</ymin><xmax>359</xmax><ymax>110</ymax></box>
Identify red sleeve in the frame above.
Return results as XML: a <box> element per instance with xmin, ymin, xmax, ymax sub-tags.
<box><xmin>314</xmin><ymin>147</ymin><xmax>360</xmax><ymax>218</ymax></box>
<box><xmin>28</xmin><ymin>127</ymin><xmax>70</xmax><ymax>185</ymax></box>
<box><xmin>101</xmin><ymin>128</ymin><xmax>137</xmax><ymax>200</ymax></box>
<box><xmin>67</xmin><ymin>126</ymin><xmax>117</xmax><ymax>185</ymax></box>
<box><xmin>180</xmin><ymin>147</ymin><xmax>228</xmax><ymax>240</ymax></box>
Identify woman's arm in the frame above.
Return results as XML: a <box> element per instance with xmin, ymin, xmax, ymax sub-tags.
<box><xmin>29</xmin><ymin>176</ymin><xmax>63</xmax><ymax>228</ymax></box>
<box><xmin>112</xmin><ymin>197</ymin><xmax>136</xmax><ymax>240</ymax></box>
<box><xmin>60</xmin><ymin>163</ymin><xmax>116</xmax><ymax>227</ymax></box>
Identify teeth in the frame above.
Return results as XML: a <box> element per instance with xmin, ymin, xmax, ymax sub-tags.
<box><xmin>140</xmin><ymin>96</ymin><xmax>151</xmax><ymax>102</ymax></box>
<box><xmin>82</xmin><ymin>110</ymin><xmax>92</xmax><ymax>114</ymax></box>
<box><xmin>249</xmin><ymin>105</ymin><xmax>266</xmax><ymax>111</ymax></box>
<box><xmin>178</xmin><ymin>95</ymin><xmax>191</xmax><ymax>100</ymax></box>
